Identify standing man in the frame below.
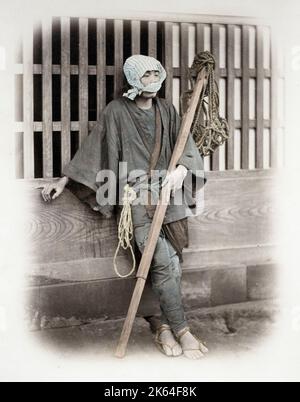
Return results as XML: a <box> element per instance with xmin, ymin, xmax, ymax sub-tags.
<box><xmin>42</xmin><ymin>55</ymin><xmax>208</xmax><ymax>359</ymax></box>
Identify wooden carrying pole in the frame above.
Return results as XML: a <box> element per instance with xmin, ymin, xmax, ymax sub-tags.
<box><xmin>115</xmin><ymin>67</ymin><xmax>207</xmax><ymax>359</ymax></box>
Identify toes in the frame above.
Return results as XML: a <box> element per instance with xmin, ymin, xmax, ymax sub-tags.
<box><xmin>184</xmin><ymin>350</ymin><xmax>204</xmax><ymax>360</ymax></box>
<box><xmin>163</xmin><ymin>346</ymin><xmax>172</xmax><ymax>357</ymax></box>
<box><xmin>173</xmin><ymin>344</ymin><xmax>183</xmax><ymax>357</ymax></box>
<box><xmin>200</xmin><ymin>344</ymin><xmax>209</xmax><ymax>354</ymax></box>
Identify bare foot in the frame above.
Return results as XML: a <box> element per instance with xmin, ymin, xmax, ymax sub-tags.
<box><xmin>155</xmin><ymin>327</ymin><xmax>182</xmax><ymax>357</ymax></box>
<box><xmin>178</xmin><ymin>330</ymin><xmax>209</xmax><ymax>360</ymax></box>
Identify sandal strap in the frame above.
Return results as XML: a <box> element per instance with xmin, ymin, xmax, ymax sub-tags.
<box><xmin>156</xmin><ymin>324</ymin><xmax>172</xmax><ymax>337</ymax></box>
<box><xmin>175</xmin><ymin>326</ymin><xmax>191</xmax><ymax>341</ymax></box>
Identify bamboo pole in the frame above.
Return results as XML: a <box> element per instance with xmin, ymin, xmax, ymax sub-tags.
<box><xmin>115</xmin><ymin>67</ymin><xmax>207</xmax><ymax>359</ymax></box>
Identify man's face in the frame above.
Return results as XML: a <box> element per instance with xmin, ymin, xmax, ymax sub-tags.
<box><xmin>140</xmin><ymin>70</ymin><xmax>160</xmax><ymax>98</ymax></box>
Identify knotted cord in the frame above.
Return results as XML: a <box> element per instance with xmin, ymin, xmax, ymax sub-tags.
<box><xmin>181</xmin><ymin>51</ymin><xmax>230</xmax><ymax>157</ymax></box>
<box><xmin>113</xmin><ymin>184</ymin><xmax>137</xmax><ymax>278</ymax></box>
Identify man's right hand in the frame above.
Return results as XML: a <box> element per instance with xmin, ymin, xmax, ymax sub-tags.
<box><xmin>41</xmin><ymin>176</ymin><xmax>69</xmax><ymax>202</ymax></box>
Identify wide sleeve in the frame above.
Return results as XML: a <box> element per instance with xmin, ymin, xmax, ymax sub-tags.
<box><xmin>62</xmin><ymin>106</ymin><xmax>121</xmax><ymax>218</ymax></box>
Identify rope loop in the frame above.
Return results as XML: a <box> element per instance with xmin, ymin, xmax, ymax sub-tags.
<box><xmin>182</xmin><ymin>51</ymin><xmax>230</xmax><ymax>157</ymax></box>
<box><xmin>113</xmin><ymin>184</ymin><xmax>137</xmax><ymax>278</ymax></box>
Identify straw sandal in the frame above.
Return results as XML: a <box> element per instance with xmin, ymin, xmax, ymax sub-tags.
<box><xmin>176</xmin><ymin>327</ymin><xmax>209</xmax><ymax>355</ymax></box>
<box><xmin>154</xmin><ymin>324</ymin><xmax>183</xmax><ymax>357</ymax></box>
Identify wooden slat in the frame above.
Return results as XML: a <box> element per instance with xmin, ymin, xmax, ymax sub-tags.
<box><xmin>242</xmin><ymin>26</ymin><xmax>250</xmax><ymax>170</ymax></box>
<box><xmin>30</xmin><ymin>64</ymin><xmax>271</xmax><ymax>78</ymax></box>
<box><xmin>131</xmin><ymin>20</ymin><xmax>141</xmax><ymax>54</ymax></box>
<box><xmin>15</xmin><ymin>132</ymin><xmax>24</xmax><ymax>179</ymax></box>
<box><xmin>61</xmin><ymin>17</ymin><xmax>71</xmax><ymax>171</ymax></box>
<box><xmin>79</xmin><ymin>18</ymin><xmax>89</xmax><ymax>144</ymax></box>
<box><xmin>23</xmin><ymin>25</ymin><xmax>34</xmax><ymax>179</ymax></box>
<box><xmin>114</xmin><ymin>20</ymin><xmax>124</xmax><ymax>99</ymax></box>
<box><xmin>270</xmin><ymin>29</ymin><xmax>278</xmax><ymax>168</ymax></box>
<box><xmin>51</xmin><ymin>11</ymin><xmax>270</xmax><ymax>27</ymax></box>
<box><xmin>22</xmin><ymin>182</ymin><xmax>120</xmax><ymax>264</ymax></box>
<box><xmin>196</xmin><ymin>23</ymin><xmax>205</xmax><ymax>53</ymax></box>
<box><xmin>97</xmin><ymin>19</ymin><xmax>106</xmax><ymax>116</ymax></box>
<box><xmin>256</xmin><ymin>26</ymin><xmax>264</xmax><ymax>169</ymax></box>
<box><xmin>148</xmin><ymin>21</ymin><xmax>157</xmax><ymax>58</ymax></box>
<box><xmin>188</xmin><ymin>170</ymin><xmax>278</xmax><ymax>249</ymax></box>
<box><xmin>227</xmin><ymin>25</ymin><xmax>235</xmax><ymax>170</ymax></box>
<box><xmin>212</xmin><ymin>24</ymin><xmax>221</xmax><ymax>171</ymax></box>
<box><xmin>180</xmin><ymin>23</ymin><xmax>189</xmax><ymax>95</ymax></box>
<box><xmin>42</xmin><ymin>18</ymin><xmax>53</xmax><ymax>178</ymax></box>
<box><xmin>16</xmin><ymin>118</ymin><xmax>272</xmax><ymax>134</ymax></box>
<box><xmin>164</xmin><ymin>22</ymin><xmax>173</xmax><ymax>102</ymax></box>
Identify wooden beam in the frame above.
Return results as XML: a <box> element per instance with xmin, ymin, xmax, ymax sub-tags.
<box><xmin>79</xmin><ymin>18</ymin><xmax>89</xmax><ymax>144</ymax></box>
<box><xmin>56</xmin><ymin>10</ymin><xmax>271</xmax><ymax>28</ymax></box>
<box><xmin>180</xmin><ymin>23</ymin><xmax>190</xmax><ymax>96</ymax></box>
<box><xmin>242</xmin><ymin>25</ymin><xmax>250</xmax><ymax>170</ymax></box>
<box><xmin>23</xmin><ymin>25</ymin><xmax>34</xmax><ymax>179</ymax></box>
<box><xmin>42</xmin><ymin>17</ymin><xmax>53</xmax><ymax>178</ymax></box>
<box><xmin>212</xmin><ymin>24</ymin><xmax>221</xmax><ymax>171</ymax></box>
<box><xmin>270</xmin><ymin>28</ymin><xmax>279</xmax><ymax>168</ymax></box>
<box><xmin>61</xmin><ymin>17</ymin><xmax>71</xmax><ymax>171</ymax></box>
<box><xmin>256</xmin><ymin>26</ymin><xmax>264</xmax><ymax>169</ymax></box>
<box><xmin>131</xmin><ymin>20</ymin><xmax>141</xmax><ymax>55</ymax></box>
<box><xmin>97</xmin><ymin>19</ymin><xmax>106</xmax><ymax>116</ymax></box>
<box><xmin>196</xmin><ymin>23</ymin><xmax>205</xmax><ymax>53</ymax></box>
<box><xmin>114</xmin><ymin>20</ymin><xmax>124</xmax><ymax>99</ymax></box>
<box><xmin>14</xmin><ymin>132</ymin><xmax>24</xmax><ymax>179</ymax></box>
<box><xmin>148</xmin><ymin>21</ymin><xmax>157</xmax><ymax>58</ymax></box>
<box><xmin>227</xmin><ymin>25</ymin><xmax>235</xmax><ymax>170</ymax></box>
<box><xmin>164</xmin><ymin>22</ymin><xmax>173</xmax><ymax>103</ymax></box>
<box><xmin>15</xmin><ymin>118</ymin><xmax>272</xmax><ymax>134</ymax></box>
<box><xmin>29</xmin><ymin>63</ymin><xmax>271</xmax><ymax>78</ymax></box>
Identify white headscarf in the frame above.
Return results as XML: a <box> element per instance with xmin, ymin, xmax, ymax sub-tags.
<box><xmin>123</xmin><ymin>55</ymin><xmax>167</xmax><ymax>100</ymax></box>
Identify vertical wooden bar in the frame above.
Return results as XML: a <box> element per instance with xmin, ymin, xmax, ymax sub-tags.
<box><xmin>164</xmin><ymin>22</ymin><xmax>173</xmax><ymax>103</ymax></box>
<box><xmin>79</xmin><ymin>18</ymin><xmax>89</xmax><ymax>144</ymax></box>
<box><xmin>148</xmin><ymin>21</ymin><xmax>157</xmax><ymax>58</ymax></box>
<box><xmin>196</xmin><ymin>23</ymin><xmax>205</xmax><ymax>53</ymax></box>
<box><xmin>114</xmin><ymin>20</ymin><xmax>124</xmax><ymax>99</ymax></box>
<box><xmin>227</xmin><ymin>25</ymin><xmax>235</xmax><ymax>170</ymax></box>
<box><xmin>97</xmin><ymin>19</ymin><xmax>106</xmax><ymax>116</ymax></box>
<box><xmin>242</xmin><ymin>25</ymin><xmax>250</xmax><ymax>170</ymax></box>
<box><xmin>180</xmin><ymin>23</ymin><xmax>189</xmax><ymax>95</ymax></box>
<box><xmin>256</xmin><ymin>26</ymin><xmax>264</xmax><ymax>169</ymax></box>
<box><xmin>23</xmin><ymin>25</ymin><xmax>34</xmax><ymax>178</ymax></box>
<box><xmin>61</xmin><ymin>17</ymin><xmax>71</xmax><ymax>171</ymax></box>
<box><xmin>270</xmin><ymin>28</ymin><xmax>278</xmax><ymax>168</ymax></box>
<box><xmin>131</xmin><ymin>21</ymin><xmax>141</xmax><ymax>54</ymax></box>
<box><xmin>212</xmin><ymin>24</ymin><xmax>220</xmax><ymax>171</ymax></box>
<box><xmin>42</xmin><ymin>17</ymin><xmax>53</xmax><ymax>178</ymax></box>
<box><xmin>15</xmin><ymin>132</ymin><xmax>24</xmax><ymax>179</ymax></box>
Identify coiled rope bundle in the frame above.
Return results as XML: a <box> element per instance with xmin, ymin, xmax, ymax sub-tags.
<box><xmin>181</xmin><ymin>51</ymin><xmax>230</xmax><ymax>157</ymax></box>
<box><xmin>113</xmin><ymin>184</ymin><xmax>137</xmax><ymax>278</ymax></box>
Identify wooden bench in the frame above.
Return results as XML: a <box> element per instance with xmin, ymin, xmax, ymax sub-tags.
<box><xmin>20</xmin><ymin>169</ymin><xmax>280</xmax><ymax>320</ymax></box>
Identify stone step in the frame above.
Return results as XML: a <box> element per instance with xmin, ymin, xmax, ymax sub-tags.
<box><xmin>26</xmin><ymin>262</ymin><xmax>279</xmax><ymax>322</ymax></box>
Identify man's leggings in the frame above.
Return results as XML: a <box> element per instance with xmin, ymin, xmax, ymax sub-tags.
<box><xmin>134</xmin><ymin>222</ymin><xmax>189</xmax><ymax>335</ymax></box>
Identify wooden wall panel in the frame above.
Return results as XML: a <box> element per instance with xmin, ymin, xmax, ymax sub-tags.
<box><xmin>16</xmin><ymin>16</ymin><xmax>279</xmax><ymax>179</ymax></box>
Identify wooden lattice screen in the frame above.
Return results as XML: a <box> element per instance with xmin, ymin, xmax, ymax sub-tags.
<box><xmin>14</xmin><ymin>16</ymin><xmax>284</xmax><ymax>180</ymax></box>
